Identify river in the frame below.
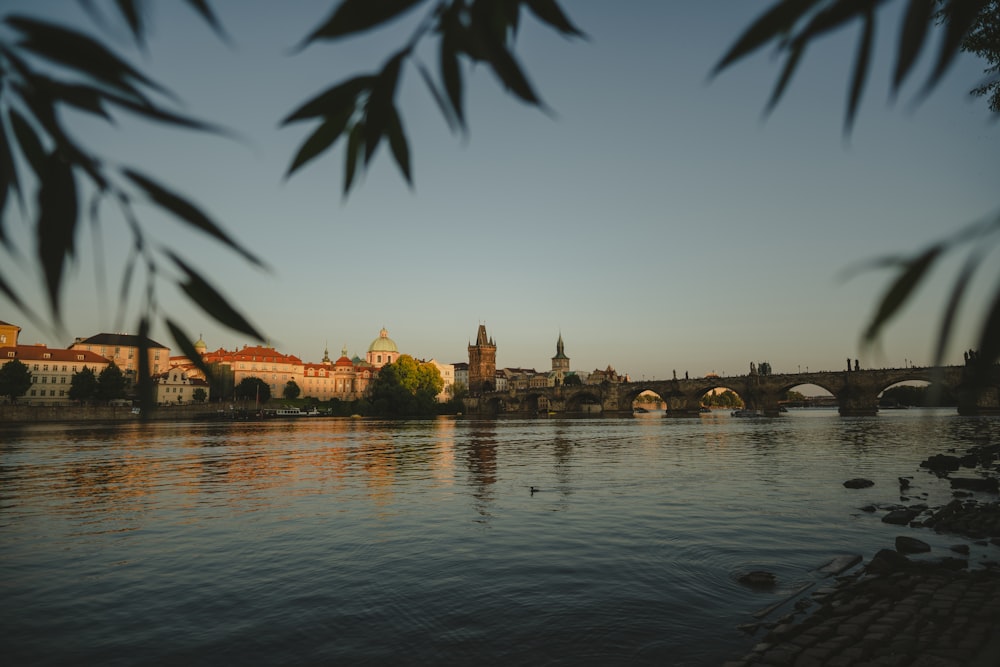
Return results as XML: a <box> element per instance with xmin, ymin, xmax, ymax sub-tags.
<box><xmin>2</xmin><ymin>409</ymin><xmax>998</xmax><ymax>666</ymax></box>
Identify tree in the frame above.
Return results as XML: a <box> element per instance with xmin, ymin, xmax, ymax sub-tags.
<box><xmin>1</xmin><ymin>0</ymin><xmax>998</xmax><ymax>386</ymax></box>
<box><xmin>948</xmin><ymin>0</ymin><xmax>1000</xmax><ymax>112</ymax></box>
<box><xmin>0</xmin><ymin>359</ymin><xmax>32</xmax><ymax>402</ymax></box>
<box><xmin>235</xmin><ymin>376</ymin><xmax>270</xmax><ymax>404</ymax></box>
<box><xmin>563</xmin><ymin>374</ymin><xmax>583</xmax><ymax>386</ymax></box>
<box><xmin>97</xmin><ymin>362</ymin><xmax>127</xmax><ymax>402</ymax></box>
<box><xmin>192</xmin><ymin>387</ymin><xmax>207</xmax><ymax>403</ymax></box>
<box><xmin>69</xmin><ymin>366</ymin><xmax>98</xmax><ymax>403</ymax></box>
<box><xmin>367</xmin><ymin>354</ymin><xmax>444</xmax><ymax>416</ymax></box>
<box><xmin>283</xmin><ymin>380</ymin><xmax>301</xmax><ymax>400</ymax></box>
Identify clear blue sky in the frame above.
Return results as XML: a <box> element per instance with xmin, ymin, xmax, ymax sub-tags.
<box><xmin>3</xmin><ymin>1</ymin><xmax>997</xmax><ymax>379</ymax></box>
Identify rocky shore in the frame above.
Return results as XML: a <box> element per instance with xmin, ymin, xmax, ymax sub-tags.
<box><xmin>725</xmin><ymin>442</ymin><xmax>1000</xmax><ymax>666</ymax></box>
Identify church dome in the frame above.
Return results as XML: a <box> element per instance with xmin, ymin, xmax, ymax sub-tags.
<box><xmin>367</xmin><ymin>328</ymin><xmax>398</xmax><ymax>353</ymax></box>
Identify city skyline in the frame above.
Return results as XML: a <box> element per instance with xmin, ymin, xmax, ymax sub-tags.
<box><xmin>2</xmin><ymin>1</ymin><xmax>997</xmax><ymax>380</ymax></box>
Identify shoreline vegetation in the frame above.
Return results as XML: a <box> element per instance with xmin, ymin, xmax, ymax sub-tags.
<box><xmin>727</xmin><ymin>440</ymin><xmax>1000</xmax><ymax>666</ymax></box>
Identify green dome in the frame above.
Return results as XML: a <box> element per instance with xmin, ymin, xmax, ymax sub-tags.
<box><xmin>368</xmin><ymin>328</ymin><xmax>398</xmax><ymax>353</ymax></box>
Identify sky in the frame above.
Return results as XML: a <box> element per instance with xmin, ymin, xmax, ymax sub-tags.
<box><xmin>2</xmin><ymin>1</ymin><xmax>997</xmax><ymax>380</ymax></box>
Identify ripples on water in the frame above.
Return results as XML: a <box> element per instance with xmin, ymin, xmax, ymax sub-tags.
<box><xmin>2</xmin><ymin>410</ymin><xmax>998</xmax><ymax>666</ymax></box>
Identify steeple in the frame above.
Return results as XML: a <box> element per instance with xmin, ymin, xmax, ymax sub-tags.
<box><xmin>551</xmin><ymin>332</ymin><xmax>570</xmax><ymax>373</ymax></box>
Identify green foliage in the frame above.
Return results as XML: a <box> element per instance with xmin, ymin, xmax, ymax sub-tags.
<box><xmin>563</xmin><ymin>373</ymin><xmax>583</xmax><ymax>386</ymax></box>
<box><xmin>97</xmin><ymin>362</ymin><xmax>127</xmax><ymax>401</ymax></box>
<box><xmin>367</xmin><ymin>354</ymin><xmax>444</xmax><ymax>416</ymax></box>
<box><xmin>785</xmin><ymin>390</ymin><xmax>806</xmax><ymax>402</ymax></box>
<box><xmin>0</xmin><ymin>359</ymin><xmax>32</xmax><ymax>401</ymax></box>
<box><xmin>68</xmin><ymin>365</ymin><xmax>98</xmax><ymax>402</ymax></box>
<box><xmin>192</xmin><ymin>387</ymin><xmax>207</xmax><ymax>403</ymax></box>
<box><xmin>881</xmin><ymin>383</ymin><xmax>956</xmax><ymax>407</ymax></box>
<box><xmin>702</xmin><ymin>389</ymin><xmax>743</xmax><ymax>408</ymax></box>
<box><xmin>234</xmin><ymin>376</ymin><xmax>271</xmax><ymax>403</ymax></box>
<box><xmin>283</xmin><ymin>379</ymin><xmax>301</xmax><ymax>400</ymax></box>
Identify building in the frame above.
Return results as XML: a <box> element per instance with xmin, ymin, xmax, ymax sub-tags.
<box><xmin>452</xmin><ymin>362</ymin><xmax>469</xmax><ymax>391</ymax></box>
<box><xmin>0</xmin><ymin>320</ymin><xmax>19</xmax><ymax>347</ymax></box>
<box><xmin>1</xmin><ymin>342</ymin><xmax>109</xmax><ymax>404</ymax></box>
<box><xmin>367</xmin><ymin>328</ymin><xmax>400</xmax><ymax>369</ymax></box>
<box><xmin>152</xmin><ymin>367</ymin><xmax>210</xmax><ymax>405</ymax></box>
<box><xmin>467</xmin><ymin>325</ymin><xmax>497</xmax><ymax>394</ymax></box>
<box><xmin>549</xmin><ymin>333</ymin><xmax>572</xmax><ymax>386</ymax></box>
<box><xmin>424</xmin><ymin>359</ymin><xmax>455</xmax><ymax>402</ymax></box>
<box><xmin>70</xmin><ymin>332</ymin><xmax>171</xmax><ymax>378</ymax></box>
<box><xmin>202</xmin><ymin>343</ymin><xmax>304</xmax><ymax>399</ymax></box>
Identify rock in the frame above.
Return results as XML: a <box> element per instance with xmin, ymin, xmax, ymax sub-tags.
<box><xmin>865</xmin><ymin>548</ymin><xmax>912</xmax><ymax>574</ymax></box>
<box><xmin>895</xmin><ymin>535</ymin><xmax>931</xmax><ymax>554</ymax></box>
<box><xmin>859</xmin><ymin>504</ymin><xmax>878</xmax><ymax>513</ymax></box>
<box><xmin>882</xmin><ymin>508</ymin><xmax>919</xmax><ymax>525</ymax></box>
<box><xmin>899</xmin><ymin>477</ymin><xmax>912</xmax><ymax>490</ymax></box>
<box><xmin>921</xmin><ymin>454</ymin><xmax>962</xmax><ymax>472</ymax></box>
<box><xmin>843</xmin><ymin>478</ymin><xmax>874</xmax><ymax>489</ymax></box>
<box><xmin>739</xmin><ymin>571</ymin><xmax>777</xmax><ymax>588</ymax></box>
<box><xmin>950</xmin><ymin>544</ymin><xmax>971</xmax><ymax>555</ymax></box>
<box><xmin>950</xmin><ymin>477</ymin><xmax>999</xmax><ymax>493</ymax></box>
<box><xmin>960</xmin><ymin>454</ymin><xmax>979</xmax><ymax>468</ymax></box>
<box><xmin>816</xmin><ymin>554</ymin><xmax>863</xmax><ymax>577</ymax></box>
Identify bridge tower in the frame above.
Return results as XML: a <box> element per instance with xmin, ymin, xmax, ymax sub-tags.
<box><xmin>468</xmin><ymin>325</ymin><xmax>496</xmax><ymax>395</ymax></box>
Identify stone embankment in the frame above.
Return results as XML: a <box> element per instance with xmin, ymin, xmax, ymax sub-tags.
<box><xmin>726</xmin><ymin>442</ymin><xmax>1000</xmax><ymax>667</ymax></box>
<box><xmin>0</xmin><ymin>403</ymin><xmax>209</xmax><ymax>424</ymax></box>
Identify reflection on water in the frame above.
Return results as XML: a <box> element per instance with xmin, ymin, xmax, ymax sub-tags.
<box><xmin>1</xmin><ymin>410</ymin><xmax>998</xmax><ymax>666</ymax></box>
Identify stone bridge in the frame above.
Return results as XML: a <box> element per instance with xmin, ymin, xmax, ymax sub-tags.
<box><xmin>465</xmin><ymin>365</ymin><xmax>1000</xmax><ymax>417</ymax></box>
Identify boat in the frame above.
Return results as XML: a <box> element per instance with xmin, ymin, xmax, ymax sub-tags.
<box><xmin>634</xmin><ymin>407</ymin><xmax>649</xmax><ymax>413</ymax></box>
<box><xmin>731</xmin><ymin>409</ymin><xmax>765</xmax><ymax>418</ymax></box>
<box><xmin>275</xmin><ymin>407</ymin><xmax>304</xmax><ymax>417</ymax></box>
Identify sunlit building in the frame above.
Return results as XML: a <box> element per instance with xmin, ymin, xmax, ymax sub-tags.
<box><xmin>366</xmin><ymin>328</ymin><xmax>400</xmax><ymax>369</ymax></box>
<box><xmin>1</xmin><ymin>342</ymin><xmax>109</xmax><ymax>404</ymax></box>
<box><xmin>70</xmin><ymin>332</ymin><xmax>170</xmax><ymax>378</ymax></box>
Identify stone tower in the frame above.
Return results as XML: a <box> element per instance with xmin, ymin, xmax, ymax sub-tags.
<box><xmin>551</xmin><ymin>333</ymin><xmax>570</xmax><ymax>373</ymax></box>
<box><xmin>468</xmin><ymin>324</ymin><xmax>496</xmax><ymax>395</ymax></box>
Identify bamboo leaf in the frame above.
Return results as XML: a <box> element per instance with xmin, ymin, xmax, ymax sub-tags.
<box><xmin>892</xmin><ymin>0</ymin><xmax>935</xmax><ymax>95</ymax></box>
<box><xmin>6</xmin><ymin>15</ymin><xmax>172</xmax><ymax>101</ymax></box>
<box><xmin>183</xmin><ymin>0</ymin><xmax>230</xmax><ymax>43</ymax></box>
<box><xmin>284</xmin><ymin>106</ymin><xmax>353</xmax><ymax>179</ymax></box>
<box><xmin>386</xmin><ymin>104</ymin><xmax>412</xmax><ymax>186</ymax></box>
<box><xmin>484</xmin><ymin>40</ymin><xmax>541</xmax><ymax>105</ymax></box>
<box><xmin>440</xmin><ymin>33</ymin><xmax>465</xmax><ymax>129</ymax></box>
<box><xmin>864</xmin><ymin>245</ymin><xmax>942</xmax><ymax>342</ymax></box>
<box><xmin>0</xmin><ymin>110</ymin><xmax>24</xmax><ymax>231</ymax></box>
<box><xmin>344</xmin><ymin>121</ymin><xmax>364</xmax><ymax>196</ymax></box>
<box><xmin>416</xmin><ymin>61</ymin><xmax>458</xmax><ymax>132</ymax></box>
<box><xmin>525</xmin><ymin>0</ymin><xmax>586</xmax><ymax>38</ymax></box>
<box><xmin>301</xmin><ymin>0</ymin><xmax>424</xmax><ymax>45</ymax></box>
<box><xmin>105</xmin><ymin>92</ymin><xmax>231</xmax><ymax>135</ymax></box>
<box><xmin>123</xmin><ymin>168</ymin><xmax>264</xmax><ymax>267</ymax></box>
<box><xmin>765</xmin><ymin>42</ymin><xmax>806</xmax><ymax>116</ymax></box>
<box><xmin>113</xmin><ymin>0</ymin><xmax>145</xmax><ymax>47</ymax></box>
<box><xmin>136</xmin><ymin>315</ymin><xmax>153</xmax><ymax>415</ymax></box>
<box><xmin>845</xmin><ymin>8</ymin><xmax>874</xmax><ymax>135</ymax></box>
<box><xmin>933</xmin><ymin>247</ymin><xmax>985</xmax><ymax>366</ymax></box>
<box><xmin>36</xmin><ymin>152</ymin><xmax>79</xmax><ymax>320</ymax></box>
<box><xmin>170</xmin><ymin>253</ymin><xmax>263</xmax><ymax>340</ymax></box>
<box><xmin>282</xmin><ymin>75</ymin><xmax>373</xmax><ymax>125</ymax></box>
<box><xmin>9</xmin><ymin>108</ymin><xmax>46</xmax><ymax>179</ymax></box>
<box><xmin>978</xmin><ymin>283</ymin><xmax>1000</xmax><ymax>365</ymax></box>
<box><xmin>925</xmin><ymin>0</ymin><xmax>990</xmax><ymax>95</ymax></box>
<box><xmin>363</xmin><ymin>51</ymin><xmax>406</xmax><ymax>164</ymax></box>
<box><xmin>166</xmin><ymin>318</ymin><xmax>213</xmax><ymax>379</ymax></box>
<box><xmin>713</xmin><ymin>0</ymin><xmax>822</xmax><ymax>75</ymax></box>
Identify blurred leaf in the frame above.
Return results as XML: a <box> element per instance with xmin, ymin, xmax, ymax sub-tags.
<box><xmin>526</xmin><ymin>0</ymin><xmax>586</xmax><ymax>38</ymax></box>
<box><xmin>864</xmin><ymin>245</ymin><xmax>942</xmax><ymax>342</ymax></box>
<box><xmin>440</xmin><ymin>32</ymin><xmax>465</xmax><ymax>129</ymax></box>
<box><xmin>105</xmin><ymin>90</ymin><xmax>232</xmax><ymax>135</ymax></box>
<box><xmin>123</xmin><ymin>168</ymin><xmax>264</xmax><ymax>267</ymax></box>
<box><xmin>33</xmin><ymin>78</ymin><xmax>111</xmax><ymax>120</ymax></box>
<box><xmin>979</xmin><ymin>282</ymin><xmax>1000</xmax><ymax>364</ymax></box>
<box><xmin>416</xmin><ymin>61</ymin><xmax>458</xmax><ymax>132</ymax></box>
<box><xmin>6</xmin><ymin>15</ymin><xmax>171</xmax><ymax>102</ymax></box>
<box><xmin>36</xmin><ymin>152</ymin><xmax>79</xmax><ymax>320</ymax></box>
<box><xmin>385</xmin><ymin>104</ymin><xmax>411</xmax><ymax>185</ymax></box>
<box><xmin>483</xmin><ymin>39</ymin><xmax>541</xmax><ymax>105</ymax></box>
<box><xmin>301</xmin><ymin>0</ymin><xmax>424</xmax><ymax>45</ymax></box>
<box><xmin>114</xmin><ymin>0</ymin><xmax>145</xmax><ymax>46</ymax></box>
<box><xmin>892</xmin><ymin>0</ymin><xmax>935</xmax><ymax>94</ymax></box>
<box><xmin>363</xmin><ymin>51</ymin><xmax>406</xmax><ymax>164</ymax></box>
<box><xmin>925</xmin><ymin>0</ymin><xmax>990</xmax><ymax>94</ymax></box>
<box><xmin>845</xmin><ymin>8</ymin><xmax>875</xmax><ymax>134</ymax></box>
<box><xmin>9</xmin><ymin>108</ymin><xmax>46</xmax><ymax>178</ymax></box>
<box><xmin>797</xmin><ymin>0</ymin><xmax>884</xmax><ymax>45</ymax></box>
<box><xmin>137</xmin><ymin>315</ymin><xmax>153</xmax><ymax>416</ymax></box>
<box><xmin>183</xmin><ymin>0</ymin><xmax>230</xmax><ymax>43</ymax></box>
<box><xmin>713</xmin><ymin>0</ymin><xmax>821</xmax><ymax>75</ymax></box>
<box><xmin>0</xmin><ymin>110</ymin><xmax>24</xmax><ymax>234</ymax></box>
<box><xmin>765</xmin><ymin>42</ymin><xmax>806</xmax><ymax>115</ymax></box>
<box><xmin>166</xmin><ymin>318</ymin><xmax>213</xmax><ymax>380</ymax></box>
<box><xmin>282</xmin><ymin>75</ymin><xmax>373</xmax><ymax>125</ymax></box>
<box><xmin>344</xmin><ymin>121</ymin><xmax>364</xmax><ymax>195</ymax></box>
<box><xmin>170</xmin><ymin>253</ymin><xmax>263</xmax><ymax>340</ymax></box>
<box><xmin>933</xmin><ymin>246</ymin><xmax>985</xmax><ymax>365</ymax></box>
<box><xmin>284</xmin><ymin>106</ymin><xmax>353</xmax><ymax>178</ymax></box>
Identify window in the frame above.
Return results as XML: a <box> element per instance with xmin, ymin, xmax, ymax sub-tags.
<box><xmin>30</xmin><ymin>389</ymin><xmax>36</xmax><ymax>396</ymax></box>
<box><xmin>76</xmin><ymin>354</ymin><xmax>84</xmax><ymax>361</ymax></box>
<box><xmin>43</xmin><ymin>353</ymin><xmax>51</xmax><ymax>359</ymax></box>
<box><xmin>62</xmin><ymin>365</ymin><xmax>67</xmax><ymax>371</ymax></box>
<box><xmin>41</xmin><ymin>376</ymin><xmax>47</xmax><ymax>383</ymax></box>
<box><xmin>72</xmin><ymin>365</ymin><xmax>78</xmax><ymax>372</ymax></box>
<box><xmin>0</xmin><ymin>334</ymin><xmax>5</xmax><ymax>343</ymax></box>
<box><xmin>5</xmin><ymin>351</ymin><xmax>12</xmax><ymax>358</ymax></box>
<box><xmin>33</xmin><ymin>364</ymin><xmax>39</xmax><ymax>371</ymax></box>
<box><xmin>60</xmin><ymin>377</ymin><xmax>66</xmax><ymax>384</ymax></box>
<box><xmin>43</xmin><ymin>364</ymin><xmax>48</xmax><ymax>371</ymax></box>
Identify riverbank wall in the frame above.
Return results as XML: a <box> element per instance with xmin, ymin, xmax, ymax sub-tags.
<box><xmin>0</xmin><ymin>404</ymin><xmax>210</xmax><ymax>424</ymax></box>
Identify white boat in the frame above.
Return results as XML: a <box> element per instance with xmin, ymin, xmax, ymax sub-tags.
<box><xmin>275</xmin><ymin>407</ymin><xmax>304</xmax><ymax>416</ymax></box>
